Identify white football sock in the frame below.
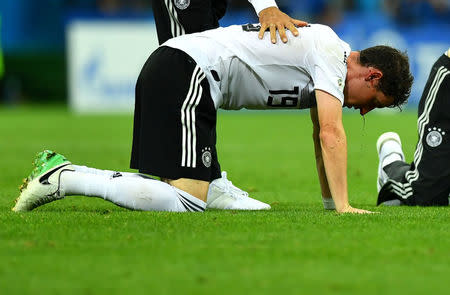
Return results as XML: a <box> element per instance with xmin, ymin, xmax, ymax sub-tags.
<box><xmin>379</xmin><ymin>140</ymin><xmax>404</xmax><ymax>163</ymax></box>
<box><xmin>73</xmin><ymin>165</ymin><xmax>143</xmax><ymax>178</ymax></box>
<box><xmin>377</xmin><ymin>139</ymin><xmax>405</xmax><ymax>192</ymax></box>
<box><xmin>378</xmin><ymin>152</ymin><xmax>403</xmax><ymax>191</ymax></box>
<box><xmin>381</xmin><ymin>153</ymin><xmax>403</xmax><ymax>168</ymax></box>
<box><xmin>59</xmin><ymin>171</ymin><xmax>205</xmax><ymax>212</ymax></box>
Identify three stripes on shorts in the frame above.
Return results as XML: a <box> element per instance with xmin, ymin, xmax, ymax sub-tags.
<box><xmin>162</xmin><ymin>1</ymin><xmax>206</xmax><ymax>169</ymax></box>
<box><xmin>181</xmin><ymin>65</ymin><xmax>206</xmax><ymax>168</ymax></box>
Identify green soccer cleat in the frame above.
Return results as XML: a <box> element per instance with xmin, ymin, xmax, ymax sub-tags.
<box><xmin>12</xmin><ymin>150</ymin><xmax>74</xmax><ymax>212</ymax></box>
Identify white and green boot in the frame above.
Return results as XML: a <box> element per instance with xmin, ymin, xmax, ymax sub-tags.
<box><xmin>12</xmin><ymin>150</ymin><xmax>74</xmax><ymax>212</ymax></box>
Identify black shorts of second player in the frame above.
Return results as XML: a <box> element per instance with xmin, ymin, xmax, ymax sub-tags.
<box><xmin>130</xmin><ymin>46</ymin><xmax>221</xmax><ymax>182</ymax></box>
<box><xmin>377</xmin><ymin>54</ymin><xmax>450</xmax><ymax>206</ymax></box>
<box><xmin>151</xmin><ymin>0</ymin><xmax>227</xmax><ymax>44</ymax></box>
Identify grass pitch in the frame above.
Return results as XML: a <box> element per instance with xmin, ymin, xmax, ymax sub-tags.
<box><xmin>0</xmin><ymin>106</ymin><xmax>448</xmax><ymax>294</ymax></box>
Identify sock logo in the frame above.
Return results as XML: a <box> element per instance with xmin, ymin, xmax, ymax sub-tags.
<box><xmin>112</xmin><ymin>172</ymin><xmax>122</xmax><ymax>178</ymax></box>
<box><xmin>426</xmin><ymin>127</ymin><xmax>445</xmax><ymax>147</ymax></box>
<box><xmin>201</xmin><ymin>147</ymin><xmax>212</xmax><ymax>168</ymax></box>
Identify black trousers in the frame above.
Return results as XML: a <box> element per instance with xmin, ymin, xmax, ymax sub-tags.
<box><xmin>151</xmin><ymin>0</ymin><xmax>227</xmax><ymax>44</ymax></box>
<box><xmin>377</xmin><ymin>54</ymin><xmax>450</xmax><ymax>206</ymax></box>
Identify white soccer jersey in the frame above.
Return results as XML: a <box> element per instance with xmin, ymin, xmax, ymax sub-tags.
<box><xmin>164</xmin><ymin>24</ymin><xmax>350</xmax><ymax>110</ymax></box>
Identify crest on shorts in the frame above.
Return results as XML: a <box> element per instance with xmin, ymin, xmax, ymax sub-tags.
<box><xmin>201</xmin><ymin>147</ymin><xmax>212</xmax><ymax>168</ymax></box>
<box><xmin>426</xmin><ymin>127</ymin><xmax>445</xmax><ymax>147</ymax></box>
<box><xmin>174</xmin><ymin>0</ymin><xmax>190</xmax><ymax>10</ymax></box>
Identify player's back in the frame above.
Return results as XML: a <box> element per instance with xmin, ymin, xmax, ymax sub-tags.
<box><xmin>164</xmin><ymin>24</ymin><xmax>349</xmax><ymax>110</ymax></box>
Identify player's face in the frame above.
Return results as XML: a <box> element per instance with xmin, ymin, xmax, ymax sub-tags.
<box><xmin>343</xmin><ymin>62</ymin><xmax>394</xmax><ymax>115</ymax></box>
<box><xmin>344</xmin><ymin>89</ymin><xmax>394</xmax><ymax>115</ymax></box>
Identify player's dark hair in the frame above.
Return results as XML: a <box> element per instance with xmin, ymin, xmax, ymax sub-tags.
<box><xmin>359</xmin><ymin>46</ymin><xmax>413</xmax><ymax>108</ymax></box>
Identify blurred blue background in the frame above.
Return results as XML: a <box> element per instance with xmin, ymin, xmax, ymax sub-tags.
<box><xmin>0</xmin><ymin>0</ymin><xmax>449</xmax><ymax>107</ymax></box>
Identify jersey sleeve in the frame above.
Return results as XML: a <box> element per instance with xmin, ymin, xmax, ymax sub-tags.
<box><xmin>309</xmin><ymin>28</ymin><xmax>349</xmax><ymax>105</ymax></box>
<box><xmin>248</xmin><ymin>0</ymin><xmax>278</xmax><ymax>16</ymax></box>
<box><xmin>312</xmin><ymin>58</ymin><xmax>346</xmax><ymax>105</ymax></box>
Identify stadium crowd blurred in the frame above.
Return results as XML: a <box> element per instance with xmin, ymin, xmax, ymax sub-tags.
<box><xmin>59</xmin><ymin>0</ymin><xmax>450</xmax><ymax>25</ymax></box>
<box><xmin>0</xmin><ymin>0</ymin><xmax>449</xmax><ymax>103</ymax></box>
<box><xmin>64</xmin><ymin>0</ymin><xmax>450</xmax><ymax>25</ymax></box>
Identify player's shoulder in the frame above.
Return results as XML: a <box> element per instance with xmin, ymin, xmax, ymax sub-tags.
<box><xmin>300</xmin><ymin>24</ymin><xmax>348</xmax><ymax>51</ymax></box>
<box><xmin>308</xmin><ymin>24</ymin><xmax>350</xmax><ymax>62</ymax></box>
<box><xmin>308</xmin><ymin>24</ymin><xmax>335</xmax><ymax>32</ymax></box>
<box><xmin>307</xmin><ymin>24</ymin><xmax>341</xmax><ymax>41</ymax></box>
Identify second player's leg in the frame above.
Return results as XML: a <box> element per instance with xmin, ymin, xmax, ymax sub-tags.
<box><xmin>151</xmin><ymin>0</ymin><xmax>222</xmax><ymax>44</ymax></box>
<box><xmin>403</xmin><ymin>52</ymin><xmax>450</xmax><ymax>206</ymax></box>
<box><xmin>376</xmin><ymin>51</ymin><xmax>450</xmax><ymax>206</ymax></box>
<box><xmin>376</xmin><ymin>132</ymin><xmax>409</xmax><ymax>205</ymax></box>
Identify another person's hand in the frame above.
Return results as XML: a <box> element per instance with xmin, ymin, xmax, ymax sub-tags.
<box><xmin>258</xmin><ymin>7</ymin><xmax>308</xmax><ymax>44</ymax></box>
<box><xmin>337</xmin><ymin>205</ymin><xmax>377</xmax><ymax>214</ymax></box>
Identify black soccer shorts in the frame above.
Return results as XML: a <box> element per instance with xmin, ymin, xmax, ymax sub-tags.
<box><xmin>151</xmin><ymin>0</ymin><xmax>227</xmax><ymax>44</ymax></box>
<box><xmin>377</xmin><ymin>53</ymin><xmax>450</xmax><ymax>206</ymax></box>
<box><xmin>130</xmin><ymin>46</ymin><xmax>221</xmax><ymax>182</ymax></box>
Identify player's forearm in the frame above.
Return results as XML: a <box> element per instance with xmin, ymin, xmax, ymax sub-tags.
<box><xmin>310</xmin><ymin>107</ymin><xmax>332</xmax><ymax>199</ymax></box>
<box><xmin>319</xmin><ymin>128</ymin><xmax>349</xmax><ymax>212</ymax></box>
<box><xmin>312</xmin><ymin>131</ymin><xmax>332</xmax><ymax>198</ymax></box>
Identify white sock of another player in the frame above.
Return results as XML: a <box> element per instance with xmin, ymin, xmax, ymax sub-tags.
<box><xmin>378</xmin><ymin>139</ymin><xmax>404</xmax><ymax>191</ymax></box>
<box><xmin>381</xmin><ymin>153</ymin><xmax>403</xmax><ymax>167</ymax></box>
<box><xmin>379</xmin><ymin>140</ymin><xmax>404</xmax><ymax>167</ymax></box>
<box><xmin>59</xmin><ymin>171</ymin><xmax>206</xmax><ymax>212</ymax></box>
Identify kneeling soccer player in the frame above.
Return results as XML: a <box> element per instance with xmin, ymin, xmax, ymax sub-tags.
<box><xmin>13</xmin><ymin>23</ymin><xmax>413</xmax><ymax>214</ymax></box>
<box><xmin>376</xmin><ymin>49</ymin><xmax>450</xmax><ymax>206</ymax></box>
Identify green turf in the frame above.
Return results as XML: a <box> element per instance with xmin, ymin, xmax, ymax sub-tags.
<box><xmin>0</xmin><ymin>106</ymin><xmax>448</xmax><ymax>294</ymax></box>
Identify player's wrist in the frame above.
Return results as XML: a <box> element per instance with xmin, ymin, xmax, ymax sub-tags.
<box><xmin>250</xmin><ymin>0</ymin><xmax>278</xmax><ymax>16</ymax></box>
<box><xmin>322</xmin><ymin>196</ymin><xmax>335</xmax><ymax>210</ymax></box>
<box><xmin>335</xmin><ymin>203</ymin><xmax>352</xmax><ymax>213</ymax></box>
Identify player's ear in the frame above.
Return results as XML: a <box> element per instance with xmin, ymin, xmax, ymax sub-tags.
<box><xmin>365</xmin><ymin>68</ymin><xmax>382</xmax><ymax>82</ymax></box>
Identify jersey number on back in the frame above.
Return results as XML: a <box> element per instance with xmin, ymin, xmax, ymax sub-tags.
<box><xmin>267</xmin><ymin>87</ymin><xmax>299</xmax><ymax>108</ymax></box>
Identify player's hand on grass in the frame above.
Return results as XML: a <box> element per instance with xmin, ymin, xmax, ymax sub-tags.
<box><xmin>258</xmin><ymin>7</ymin><xmax>308</xmax><ymax>44</ymax></box>
<box><xmin>337</xmin><ymin>205</ymin><xmax>377</xmax><ymax>214</ymax></box>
